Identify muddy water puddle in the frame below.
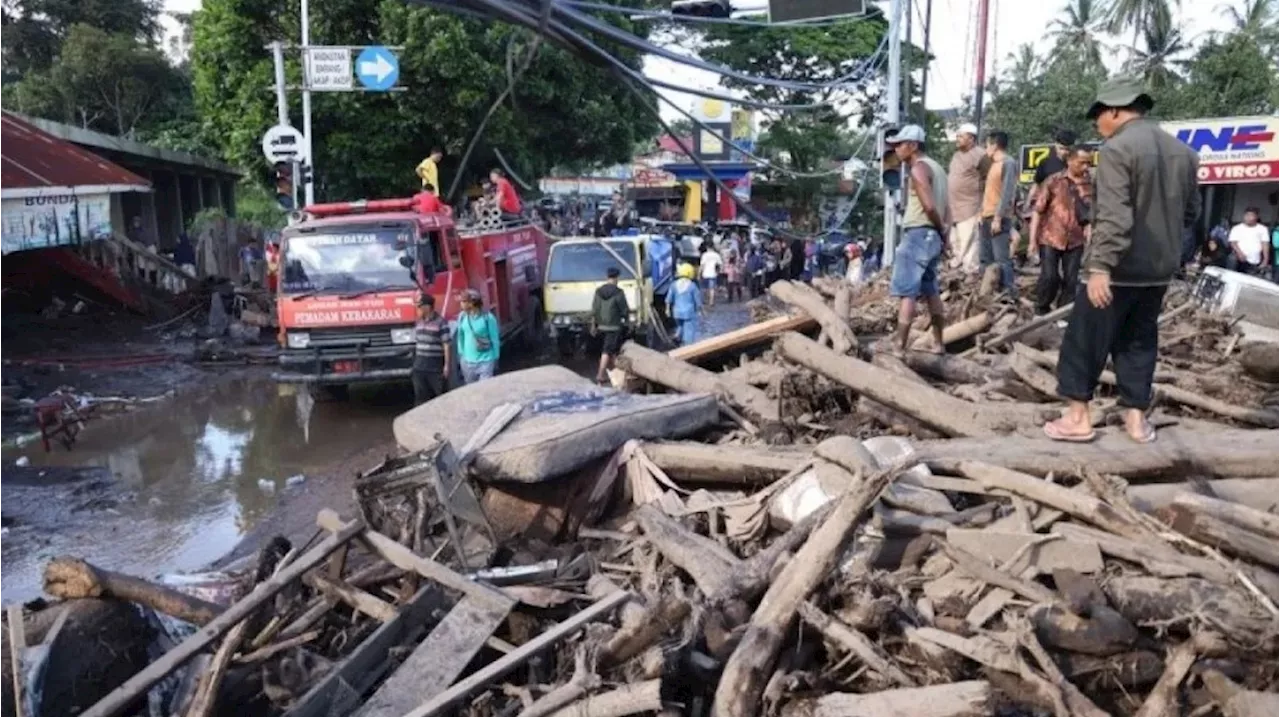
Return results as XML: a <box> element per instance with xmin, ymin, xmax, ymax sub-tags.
<box><xmin>1</xmin><ymin>378</ymin><xmax>409</xmax><ymax>603</ymax></box>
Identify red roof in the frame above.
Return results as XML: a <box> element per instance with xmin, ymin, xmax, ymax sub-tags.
<box><xmin>1</xmin><ymin>112</ymin><xmax>150</xmax><ymax>192</ymax></box>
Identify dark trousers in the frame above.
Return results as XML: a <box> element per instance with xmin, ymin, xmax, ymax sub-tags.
<box><xmin>726</xmin><ymin>281</ymin><xmax>742</xmax><ymax>302</ymax></box>
<box><xmin>1056</xmin><ymin>284</ymin><xmax>1167</xmax><ymax>410</ymax></box>
<box><xmin>411</xmin><ymin>358</ymin><xmax>447</xmax><ymax>406</ymax></box>
<box><xmin>1035</xmin><ymin>244</ymin><xmax>1083</xmax><ymax>314</ymax></box>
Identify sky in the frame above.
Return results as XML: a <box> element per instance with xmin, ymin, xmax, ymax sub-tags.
<box><xmin>160</xmin><ymin>0</ymin><xmax>1239</xmax><ymax>120</ymax></box>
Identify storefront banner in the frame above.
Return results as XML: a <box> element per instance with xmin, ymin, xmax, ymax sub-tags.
<box><xmin>2</xmin><ymin>193</ymin><xmax>112</xmax><ymax>255</ymax></box>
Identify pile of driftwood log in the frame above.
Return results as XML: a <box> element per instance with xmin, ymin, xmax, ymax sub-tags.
<box><xmin>6</xmin><ymin>273</ymin><xmax>1277</xmax><ymax>717</ymax></box>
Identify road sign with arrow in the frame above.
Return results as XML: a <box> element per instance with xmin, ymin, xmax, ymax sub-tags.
<box><xmin>356</xmin><ymin>46</ymin><xmax>399</xmax><ymax>91</ymax></box>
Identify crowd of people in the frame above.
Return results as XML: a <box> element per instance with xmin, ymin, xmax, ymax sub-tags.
<box><xmin>888</xmin><ymin>75</ymin><xmax>1213</xmax><ymax>447</ymax></box>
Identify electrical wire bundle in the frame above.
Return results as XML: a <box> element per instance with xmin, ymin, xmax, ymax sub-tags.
<box><xmin>416</xmin><ymin>0</ymin><xmax>892</xmax><ymax>236</ymax></box>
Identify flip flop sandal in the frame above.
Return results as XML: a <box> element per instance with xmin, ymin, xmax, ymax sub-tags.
<box><xmin>1043</xmin><ymin>421</ymin><xmax>1097</xmax><ymax>443</ymax></box>
<box><xmin>1129</xmin><ymin>423</ymin><xmax>1157</xmax><ymax>444</ymax></box>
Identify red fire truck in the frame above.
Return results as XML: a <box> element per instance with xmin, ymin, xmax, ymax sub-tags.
<box><xmin>273</xmin><ymin>197</ymin><xmax>548</xmax><ymax>391</ymax></box>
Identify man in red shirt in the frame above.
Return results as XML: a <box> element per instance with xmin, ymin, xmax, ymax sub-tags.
<box><xmin>490</xmin><ymin>168</ymin><xmax>522</xmax><ymax>217</ymax></box>
<box><xmin>414</xmin><ymin>185</ymin><xmax>451</xmax><ymax>215</ymax></box>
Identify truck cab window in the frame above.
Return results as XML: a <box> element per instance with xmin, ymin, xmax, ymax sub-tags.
<box><xmin>421</xmin><ymin>230</ymin><xmax>449</xmax><ymax>273</ymax></box>
<box><xmin>445</xmin><ymin>229</ymin><xmax>463</xmax><ymax>269</ymax></box>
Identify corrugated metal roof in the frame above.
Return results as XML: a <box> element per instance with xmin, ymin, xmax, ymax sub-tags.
<box><xmin>1</xmin><ymin>112</ymin><xmax>151</xmax><ymax>193</ymax></box>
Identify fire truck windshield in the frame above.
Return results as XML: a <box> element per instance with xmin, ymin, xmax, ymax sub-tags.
<box><xmin>281</xmin><ymin>224</ymin><xmax>416</xmax><ymax>294</ymax></box>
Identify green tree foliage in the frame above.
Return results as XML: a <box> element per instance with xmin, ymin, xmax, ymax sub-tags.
<box><xmin>1157</xmin><ymin>31</ymin><xmax>1280</xmax><ymax>118</ymax></box>
<box><xmin>1217</xmin><ymin>0</ymin><xmax>1278</xmax><ymax>57</ymax></box>
<box><xmin>191</xmin><ymin>0</ymin><xmax>659</xmax><ymax>202</ymax></box>
<box><xmin>984</xmin><ymin>51</ymin><xmax>1109</xmax><ymax>148</ymax></box>
<box><xmin>1130</xmin><ymin>11</ymin><xmax>1190</xmax><ymax>88</ymax></box>
<box><xmin>1048</xmin><ymin>0</ymin><xmax>1106</xmax><ymax>69</ymax></box>
<box><xmin>1</xmin><ymin>0</ymin><xmax>161</xmax><ymax>79</ymax></box>
<box><xmin>696</xmin><ymin>13</ymin><xmax>894</xmax><ymax>220</ymax></box>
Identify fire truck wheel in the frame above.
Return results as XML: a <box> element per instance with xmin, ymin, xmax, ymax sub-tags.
<box><xmin>308</xmin><ymin>384</ymin><xmax>349</xmax><ymax>402</ymax></box>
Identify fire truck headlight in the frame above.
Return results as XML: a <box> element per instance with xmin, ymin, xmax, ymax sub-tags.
<box><xmin>286</xmin><ymin>332</ymin><xmax>311</xmax><ymax>349</ymax></box>
<box><xmin>390</xmin><ymin>328</ymin><xmax>415</xmax><ymax>345</ymax></box>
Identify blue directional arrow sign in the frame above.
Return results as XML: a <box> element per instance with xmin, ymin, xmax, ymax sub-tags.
<box><xmin>356</xmin><ymin>46</ymin><xmax>399</xmax><ymax>91</ymax></box>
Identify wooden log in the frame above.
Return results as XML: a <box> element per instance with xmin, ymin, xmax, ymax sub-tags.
<box><xmin>7</xmin><ymin>606</ymin><xmax>26</xmax><ymax>717</ymax></box>
<box><xmin>1162</xmin><ymin>504</ymin><xmax>1279</xmax><ymax>567</ymax></box>
<box><xmin>982</xmin><ymin>303</ymin><xmax>1074</xmax><ymax>350</ymax></box>
<box><xmin>776</xmin><ymin>332</ymin><xmax>1034</xmax><ymax>437</ymax></box>
<box><xmin>1202</xmin><ymin>669</ymin><xmax>1280</xmax><ymax>717</ymax></box>
<box><xmin>900</xmin><ymin>352</ymin><xmax>999</xmax><ymax>384</ymax></box>
<box><xmin>1237</xmin><ymin>342</ymin><xmax>1279</xmax><ymax>384</ymax></box>
<box><xmin>833</xmin><ymin>284</ymin><xmax>852</xmax><ymax>329</ymax></box>
<box><xmin>770</xmin><ymin>280</ymin><xmax>857</xmax><ymax>354</ymax></box>
<box><xmin>619</xmin><ymin>341</ymin><xmax>780</xmax><ymax>421</ymax></box>
<box><xmin>1128</xmin><ymin>479</ymin><xmax>1279</xmax><ymax>515</ymax></box>
<box><xmin>641</xmin><ymin>441</ymin><xmax>809</xmax><ymax>484</ymax></box>
<box><xmin>919</xmin><ymin>426</ymin><xmax>1280</xmax><ymax>479</ymax></box>
<box><xmin>1020</xmin><ymin>346</ymin><xmax>1279</xmax><ymax>427</ymax></box>
<box><xmin>182</xmin><ymin>621</ymin><xmax>246</xmax><ymax>717</ymax></box>
<box><xmin>1171</xmin><ymin>492</ymin><xmax>1278</xmax><ymax>539</ymax></box>
<box><xmin>1102</xmin><ymin>576</ymin><xmax>1277</xmax><ymax>651</ymax></box>
<box><xmin>1133</xmin><ymin>636</ymin><xmax>1206</xmax><ymax>717</ymax></box>
<box><xmin>546</xmin><ymin>679</ymin><xmax>665</xmax><ymax>717</ymax></box>
<box><xmin>798</xmin><ymin>601</ymin><xmax>916</xmax><ymax>687</ymax></box>
<box><xmin>779</xmin><ymin>681</ymin><xmax>992</xmax><ymax>717</ymax></box>
<box><xmin>77</xmin><ymin>519</ymin><xmax>364</xmax><ymax>717</ymax></box>
<box><xmin>43</xmin><ymin>558</ymin><xmax>225</xmax><ymax>626</ymax></box>
<box><xmin>712</xmin><ymin>456</ymin><xmax>895</xmax><ymax>717</ymax></box>
<box><xmin>402</xmin><ymin>591</ymin><xmax>631</xmax><ymax>717</ymax></box>
<box><xmin>911</xmin><ymin>312</ymin><xmax>993</xmax><ymax>350</ymax></box>
<box><xmin>668</xmin><ymin>313</ymin><xmax>815</xmax><ymax>363</ymax></box>
<box><xmin>634</xmin><ymin>504</ymin><xmax>740</xmax><ymax>597</ymax></box>
<box><xmin>1028</xmin><ymin>602</ymin><xmax>1138</xmax><ymax>657</ymax></box>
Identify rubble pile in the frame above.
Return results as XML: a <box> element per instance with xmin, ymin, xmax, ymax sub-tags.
<box><xmin>7</xmin><ymin>273</ymin><xmax>1278</xmax><ymax>717</ymax></box>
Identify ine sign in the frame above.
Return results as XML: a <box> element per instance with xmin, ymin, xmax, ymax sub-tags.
<box><xmin>768</xmin><ymin>0</ymin><xmax>865</xmax><ymax>23</ymax></box>
<box><xmin>262</xmin><ymin>124</ymin><xmax>309</xmax><ymax>164</ymax></box>
<box><xmin>306</xmin><ymin>46</ymin><xmax>353</xmax><ymax>91</ymax></box>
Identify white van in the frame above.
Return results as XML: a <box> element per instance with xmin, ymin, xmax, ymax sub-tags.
<box><xmin>1193</xmin><ymin>266</ymin><xmax>1280</xmax><ymax>343</ymax></box>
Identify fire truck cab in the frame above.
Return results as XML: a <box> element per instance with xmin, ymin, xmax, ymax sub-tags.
<box><xmin>274</xmin><ymin>196</ymin><xmax>548</xmax><ymax>390</ymax></box>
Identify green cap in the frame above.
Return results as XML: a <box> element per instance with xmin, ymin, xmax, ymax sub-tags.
<box><xmin>1086</xmin><ymin>75</ymin><xmax>1154</xmax><ymax>119</ymax></box>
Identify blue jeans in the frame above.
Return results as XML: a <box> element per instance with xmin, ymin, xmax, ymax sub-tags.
<box><xmin>979</xmin><ymin>218</ymin><xmax>1015</xmax><ymax>296</ymax></box>
<box><xmin>460</xmin><ymin>360</ymin><xmax>496</xmax><ymax>384</ymax></box>
<box><xmin>676</xmin><ymin>318</ymin><xmax>698</xmax><ymax>346</ymax></box>
<box><xmin>889</xmin><ymin>227</ymin><xmax>942</xmax><ymax>297</ymax></box>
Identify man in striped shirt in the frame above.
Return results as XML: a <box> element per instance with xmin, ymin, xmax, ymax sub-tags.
<box><xmin>412</xmin><ymin>294</ymin><xmax>451</xmax><ymax>405</ymax></box>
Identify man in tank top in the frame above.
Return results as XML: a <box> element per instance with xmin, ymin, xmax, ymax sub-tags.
<box><xmin>885</xmin><ymin>124</ymin><xmax>950</xmax><ymax>355</ymax></box>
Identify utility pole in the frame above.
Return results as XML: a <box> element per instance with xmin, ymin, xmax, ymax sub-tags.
<box><xmin>920</xmin><ymin>0</ymin><xmax>932</xmax><ymax>125</ymax></box>
<box><xmin>271</xmin><ymin>41</ymin><xmax>300</xmax><ymax>210</ymax></box>
<box><xmin>883</xmin><ymin>0</ymin><xmax>902</xmax><ymax>267</ymax></box>
<box><xmin>902</xmin><ymin>0</ymin><xmax>911</xmax><ymax>120</ymax></box>
<box><xmin>300</xmin><ymin>0</ymin><xmax>316</xmax><ymax>207</ymax></box>
<box><xmin>973</xmin><ymin>0</ymin><xmax>990</xmax><ymax>132</ymax></box>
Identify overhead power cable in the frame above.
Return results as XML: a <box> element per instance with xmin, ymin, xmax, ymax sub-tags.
<box><xmin>563</xmin><ymin>0</ymin><xmax>867</xmax><ymax>27</ymax></box>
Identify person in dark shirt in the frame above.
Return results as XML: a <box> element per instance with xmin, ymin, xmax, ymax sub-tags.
<box><xmin>173</xmin><ymin>232</ymin><xmax>196</xmax><ymax>270</ymax></box>
<box><xmin>411</xmin><ymin>294</ymin><xmax>451</xmax><ymax>405</ymax></box>
<box><xmin>590</xmin><ymin>267</ymin><xmax>630</xmax><ymax>385</ymax></box>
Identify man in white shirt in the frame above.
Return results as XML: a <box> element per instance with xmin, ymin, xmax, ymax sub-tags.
<box><xmin>699</xmin><ymin>245</ymin><xmax>723</xmax><ymax>307</ymax></box>
<box><xmin>1228</xmin><ymin>207</ymin><xmax>1271</xmax><ymax>276</ymax></box>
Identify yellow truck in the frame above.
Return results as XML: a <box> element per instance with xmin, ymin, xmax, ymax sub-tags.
<box><xmin>542</xmin><ymin>234</ymin><xmax>676</xmax><ymax>356</ymax></box>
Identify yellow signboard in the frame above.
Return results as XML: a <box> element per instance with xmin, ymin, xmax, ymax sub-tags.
<box><xmin>1018</xmin><ymin>143</ymin><xmax>1100</xmax><ymax>184</ymax></box>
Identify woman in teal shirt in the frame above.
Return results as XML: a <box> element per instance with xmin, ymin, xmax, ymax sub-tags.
<box><xmin>455</xmin><ymin>289</ymin><xmax>501</xmax><ymax>383</ymax></box>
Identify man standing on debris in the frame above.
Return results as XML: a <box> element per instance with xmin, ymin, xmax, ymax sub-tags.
<box><xmin>979</xmin><ymin>130</ymin><xmax>1019</xmax><ymax>300</ymax></box>
<box><xmin>947</xmin><ymin>123</ymin><xmax>989</xmax><ymax>274</ymax></box>
<box><xmin>411</xmin><ymin>294</ymin><xmax>451</xmax><ymax>405</ymax></box>
<box><xmin>591</xmin><ymin>267</ymin><xmax>631</xmax><ymax>385</ymax></box>
<box><xmin>885</xmin><ymin>124</ymin><xmax>949</xmax><ymax>355</ymax></box>
<box><xmin>1029</xmin><ymin>145</ymin><xmax>1094</xmax><ymax>315</ymax></box>
<box><xmin>416</xmin><ymin>147</ymin><xmax>443</xmax><ymax>194</ymax></box>
<box><xmin>1046</xmin><ymin>77</ymin><xmax>1200</xmax><ymax>444</ymax></box>
<box><xmin>456</xmin><ymin>289</ymin><xmax>501</xmax><ymax>384</ymax></box>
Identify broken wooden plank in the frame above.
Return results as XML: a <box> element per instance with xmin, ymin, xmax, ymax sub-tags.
<box><xmin>43</xmin><ymin>557</ymin><xmax>224</xmax><ymax>626</ymax></box>
<box><xmin>79</xmin><ymin>518</ymin><xmax>364</xmax><ymax>717</ymax></box>
<box><xmin>1171</xmin><ymin>491</ymin><xmax>1278</xmax><ymax>539</ymax></box>
<box><xmin>620</xmin><ymin>341</ymin><xmax>780</xmax><ymax>421</ymax></box>
<box><xmin>944</xmin><ymin>529</ymin><xmax>1104</xmax><ymax>573</ymax></box>
<box><xmin>403</xmin><ymin>591</ymin><xmax>632</xmax><ymax>717</ymax></box>
<box><xmin>668</xmin><ymin>312</ymin><xmax>814</xmax><ymax>363</ymax></box>
<box><xmin>1162</xmin><ymin>504</ymin><xmax>1279</xmax><ymax>567</ymax></box>
<box><xmin>635</xmin><ymin>503</ymin><xmax>740</xmax><ymax>597</ymax></box>
<box><xmin>771</xmin><ymin>280</ymin><xmax>857</xmax><ymax>354</ymax></box>
<box><xmin>306</xmin><ymin>574</ymin><xmax>398</xmax><ymax>622</ymax></box>
<box><xmin>641</xmin><ymin>441</ymin><xmax>810</xmax><ymax>484</ymax></box>
<box><xmin>8</xmin><ymin>606</ymin><xmax>27</xmax><ymax>717</ymax></box>
<box><xmin>798</xmin><ymin>601</ymin><xmax>916</xmax><ymax>687</ymax></box>
<box><xmin>356</xmin><ymin>595</ymin><xmax>513</xmax><ymax>717</ymax></box>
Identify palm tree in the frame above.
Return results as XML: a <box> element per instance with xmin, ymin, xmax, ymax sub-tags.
<box><xmin>1108</xmin><ymin>0</ymin><xmax>1177</xmax><ymax>61</ymax></box>
<box><xmin>1002</xmin><ymin>44</ymin><xmax>1042</xmax><ymax>89</ymax></box>
<box><xmin>1128</xmin><ymin>11</ymin><xmax>1190</xmax><ymax>88</ymax></box>
<box><xmin>1223</xmin><ymin>0</ymin><xmax>1274</xmax><ymax>36</ymax></box>
<box><xmin>1048</xmin><ymin>0</ymin><xmax>1106</xmax><ymax>68</ymax></box>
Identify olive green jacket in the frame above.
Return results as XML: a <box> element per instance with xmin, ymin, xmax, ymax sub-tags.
<box><xmin>1084</xmin><ymin>117</ymin><xmax>1200</xmax><ymax>286</ymax></box>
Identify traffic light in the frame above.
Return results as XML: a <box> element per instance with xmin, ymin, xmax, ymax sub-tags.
<box><xmin>274</xmin><ymin>162</ymin><xmax>295</xmax><ymax>210</ymax></box>
<box><xmin>298</xmin><ymin>164</ymin><xmax>314</xmax><ymax>188</ymax></box>
<box><xmin>671</xmin><ymin>0</ymin><xmax>731</xmax><ymax>18</ymax></box>
<box><xmin>879</xmin><ymin>127</ymin><xmax>902</xmax><ymax>191</ymax></box>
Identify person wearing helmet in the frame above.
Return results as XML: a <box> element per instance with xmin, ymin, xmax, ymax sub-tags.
<box><xmin>667</xmin><ymin>262</ymin><xmax>703</xmax><ymax>346</ymax></box>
